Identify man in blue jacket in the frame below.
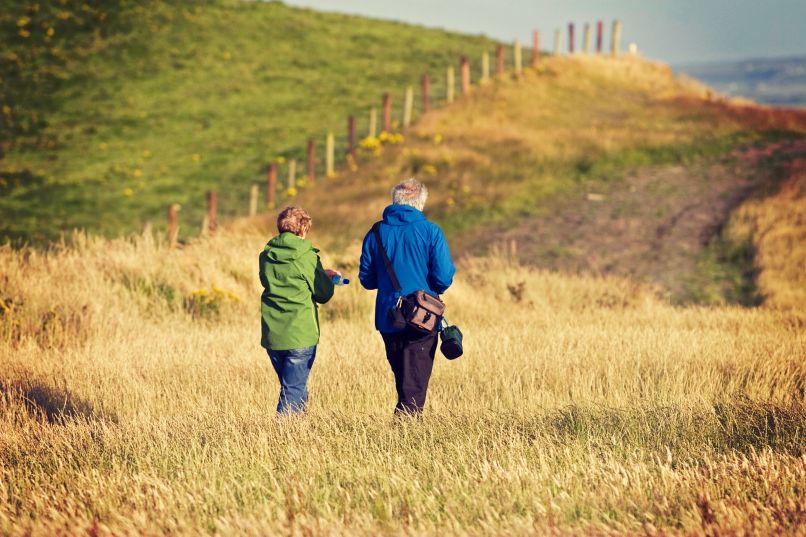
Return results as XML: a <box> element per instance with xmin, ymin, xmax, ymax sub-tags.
<box><xmin>359</xmin><ymin>178</ymin><xmax>456</xmax><ymax>415</ymax></box>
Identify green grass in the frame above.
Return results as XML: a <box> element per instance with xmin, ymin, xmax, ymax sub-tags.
<box><xmin>433</xmin><ymin>131</ymin><xmax>767</xmax><ymax>239</ymax></box>
<box><xmin>681</xmin><ymin>235</ymin><xmax>763</xmax><ymax>306</ymax></box>
<box><xmin>1</xmin><ymin>1</ymin><xmax>498</xmax><ymax>243</ymax></box>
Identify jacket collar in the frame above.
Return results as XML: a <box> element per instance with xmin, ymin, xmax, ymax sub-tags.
<box><xmin>382</xmin><ymin>204</ymin><xmax>426</xmax><ymax>226</ymax></box>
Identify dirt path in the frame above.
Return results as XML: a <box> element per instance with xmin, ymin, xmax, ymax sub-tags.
<box><xmin>455</xmin><ymin>138</ymin><xmax>806</xmax><ymax>301</ymax></box>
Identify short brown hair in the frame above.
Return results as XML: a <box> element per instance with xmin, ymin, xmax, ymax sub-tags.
<box><xmin>276</xmin><ymin>206</ymin><xmax>312</xmax><ymax>236</ymax></box>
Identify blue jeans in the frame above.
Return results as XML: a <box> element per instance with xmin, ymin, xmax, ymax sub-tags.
<box><xmin>267</xmin><ymin>345</ymin><xmax>317</xmax><ymax>414</ymax></box>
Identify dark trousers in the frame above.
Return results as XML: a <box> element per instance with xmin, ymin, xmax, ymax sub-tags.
<box><xmin>381</xmin><ymin>329</ymin><xmax>438</xmax><ymax>414</ymax></box>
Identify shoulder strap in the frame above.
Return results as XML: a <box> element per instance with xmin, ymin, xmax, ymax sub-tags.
<box><xmin>372</xmin><ymin>221</ymin><xmax>402</xmax><ymax>293</ymax></box>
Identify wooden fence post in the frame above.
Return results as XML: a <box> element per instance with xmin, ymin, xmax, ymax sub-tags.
<box><xmin>288</xmin><ymin>159</ymin><xmax>297</xmax><ymax>190</ymax></box>
<box><xmin>266</xmin><ymin>163</ymin><xmax>277</xmax><ymax>209</ymax></box>
<box><xmin>306</xmin><ymin>138</ymin><xmax>316</xmax><ymax>182</ymax></box>
<box><xmin>583</xmin><ymin>23</ymin><xmax>591</xmax><ymax>53</ymax></box>
<box><xmin>382</xmin><ymin>93</ymin><xmax>391</xmax><ymax>132</ymax></box>
<box><xmin>369</xmin><ymin>108</ymin><xmax>377</xmax><ymax>138</ymax></box>
<box><xmin>249</xmin><ymin>184</ymin><xmax>259</xmax><ymax>216</ymax></box>
<box><xmin>446</xmin><ymin>66</ymin><xmax>455</xmax><ymax>103</ymax></box>
<box><xmin>514</xmin><ymin>39</ymin><xmax>522</xmax><ymax>75</ymax></box>
<box><xmin>532</xmin><ymin>31</ymin><xmax>540</xmax><ymax>67</ymax></box>
<box><xmin>568</xmin><ymin>23</ymin><xmax>574</xmax><ymax>54</ymax></box>
<box><xmin>481</xmin><ymin>51</ymin><xmax>490</xmax><ymax>82</ymax></box>
<box><xmin>167</xmin><ymin>203</ymin><xmax>179</xmax><ymax>248</ymax></box>
<box><xmin>611</xmin><ymin>20</ymin><xmax>621</xmax><ymax>56</ymax></box>
<box><xmin>460</xmin><ymin>56</ymin><xmax>470</xmax><ymax>95</ymax></box>
<box><xmin>495</xmin><ymin>44</ymin><xmax>505</xmax><ymax>78</ymax></box>
<box><xmin>596</xmin><ymin>21</ymin><xmax>603</xmax><ymax>53</ymax></box>
<box><xmin>421</xmin><ymin>73</ymin><xmax>430</xmax><ymax>113</ymax></box>
<box><xmin>347</xmin><ymin>116</ymin><xmax>356</xmax><ymax>156</ymax></box>
<box><xmin>403</xmin><ymin>86</ymin><xmax>413</xmax><ymax>128</ymax></box>
<box><xmin>325</xmin><ymin>131</ymin><xmax>334</xmax><ymax>177</ymax></box>
<box><xmin>206</xmin><ymin>191</ymin><xmax>217</xmax><ymax>234</ymax></box>
<box><xmin>553</xmin><ymin>29</ymin><xmax>561</xmax><ymax>56</ymax></box>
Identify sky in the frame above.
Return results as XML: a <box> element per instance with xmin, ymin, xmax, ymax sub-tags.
<box><xmin>282</xmin><ymin>0</ymin><xmax>806</xmax><ymax>65</ymax></box>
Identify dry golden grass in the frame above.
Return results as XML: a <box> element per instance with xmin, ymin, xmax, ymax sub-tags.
<box><xmin>1</xmin><ymin>228</ymin><xmax>804</xmax><ymax>536</ymax></box>
<box><xmin>725</xmin><ymin>157</ymin><xmax>806</xmax><ymax>309</ymax></box>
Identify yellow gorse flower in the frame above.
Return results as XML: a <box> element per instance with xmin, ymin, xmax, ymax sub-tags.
<box><xmin>378</xmin><ymin>131</ymin><xmax>404</xmax><ymax>145</ymax></box>
<box><xmin>359</xmin><ymin>136</ymin><xmax>380</xmax><ymax>151</ymax></box>
<box><xmin>421</xmin><ymin>164</ymin><xmax>437</xmax><ymax>176</ymax></box>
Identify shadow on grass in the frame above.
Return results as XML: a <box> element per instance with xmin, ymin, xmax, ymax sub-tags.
<box><xmin>0</xmin><ymin>376</ymin><xmax>114</xmax><ymax>425</ymax></box>
<box><xmin>678</xmin><ymin>235</ymin><xmax>763</xmax><ymax>306</ymax></box>
<box><xmin>541</xmin><ymin>399</ymin><xmax>805</xmax><ymax>457</ymax></box>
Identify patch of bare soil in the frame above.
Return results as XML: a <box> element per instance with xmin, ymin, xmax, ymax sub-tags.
<box><xmin>455</xmin><ymin>138</ymin><xmax>806</xmax><ymax>301</ymax></box>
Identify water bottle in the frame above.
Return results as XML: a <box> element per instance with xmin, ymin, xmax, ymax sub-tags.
<box><xmin>331</xmin><ymin>274</ymin><xmax>350</xmax><ymax>286</ymax></box>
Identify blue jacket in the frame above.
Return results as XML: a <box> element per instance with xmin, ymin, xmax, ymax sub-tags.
<box><xmin>359</xmin><ymin>204</ymin><xmax>456</xmax><ymax>333</ymax></box>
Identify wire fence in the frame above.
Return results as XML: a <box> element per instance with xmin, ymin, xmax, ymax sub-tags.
<box><xmin>166</xmin><ymin>20</ymin><xmax>625</xmax><ymax>247</ymax></box>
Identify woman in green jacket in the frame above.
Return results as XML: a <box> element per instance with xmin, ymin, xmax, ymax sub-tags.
<box><xmin>259</xmin><ymin>206</ymin><xmax>338</xmax><ymax>414</ymax></box>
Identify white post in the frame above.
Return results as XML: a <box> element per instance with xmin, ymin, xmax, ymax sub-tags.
<box><xmin>403</xmin><ymin>86</ymin><xmax>413</xmax><ymax>128</ymax></box>
<box><xmin>249</xmin><ymin>184</ymin><xmax>258</xmax><ymax>216</ymax></box>
<box><xmin>611</xmin><ymin>20</ymin><xmax>622</xmax><ymax>56</ymax></box>
<box><xmin>369</xmin><ymin>107</ymin><xmax>377</xmax><ymax>138</ymax></box>
<box><xmin>288</xmin><ymin>159</ymin><xmax>296</xmax><ymax>189</ymax></box>
<box><xmin>446</xmin><ymin>65</ymin><xmax>455</xmax><ymax>103</ymax></box>
<box><xmin>325</xmin><ymin>131</ymin><xmax>334</xmax><ymax>177</ymax></box>
<box><xmin>583</xmin><ymin>23</ymin><xmax>592</xmax><ymax>54</ymax></box>
<box><xmin>553</xmin><ymin>29</ymin><xmax>561</xmax><ymax>56</ymax></box>
<box><xmin>481</xmin><ymin>51</ymin><xmax>490</xmax><ymax>82</ymax></box>
<box><xmin>514</xmin><ymin>39</ymin><xmax>522</xmax><ymax>75</ymax></box>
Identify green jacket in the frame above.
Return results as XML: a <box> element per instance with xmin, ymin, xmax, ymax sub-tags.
<box><xmin>259</xmin><ymin>232</ymin><xmax>334</xmax><ymax>350</ymax></box>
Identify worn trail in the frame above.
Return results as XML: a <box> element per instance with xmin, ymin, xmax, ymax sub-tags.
<box><xmin>456</xmin><ymin>139</ymin><xmax>806</xmax><ymax>301</ymax></box>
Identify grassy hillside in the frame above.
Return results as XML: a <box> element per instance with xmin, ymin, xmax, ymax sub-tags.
<box><xmin>1</xmin><ymin>1</ymin><xmax>496</xmax><ymax>243</ymax></box>
<box><xmin>280</xmin><ymin>55</ymin><xmax>806</xmax><ymax>303</ymax></box>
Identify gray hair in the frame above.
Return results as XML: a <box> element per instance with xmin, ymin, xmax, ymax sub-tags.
<box><xmin>391</xmin><ymin>178</ymin><xmax>428</xmax><ymax>211</ymax></box>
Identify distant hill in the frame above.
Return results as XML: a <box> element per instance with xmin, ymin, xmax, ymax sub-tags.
<box><xmin>676</xmin><ymin>56</ymin><xmax>806</xmax><ymax>107</ymax></box>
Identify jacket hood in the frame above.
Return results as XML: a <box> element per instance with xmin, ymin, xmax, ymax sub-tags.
<box><xmin>382</xmin><ymin>204</ymin><xmax>426</xmax><ymax>226</ymax></box>
<box><xmin>264</xmin><ymin>232</ymin><xmax>316</xmax><ymax>262</ymax></box>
